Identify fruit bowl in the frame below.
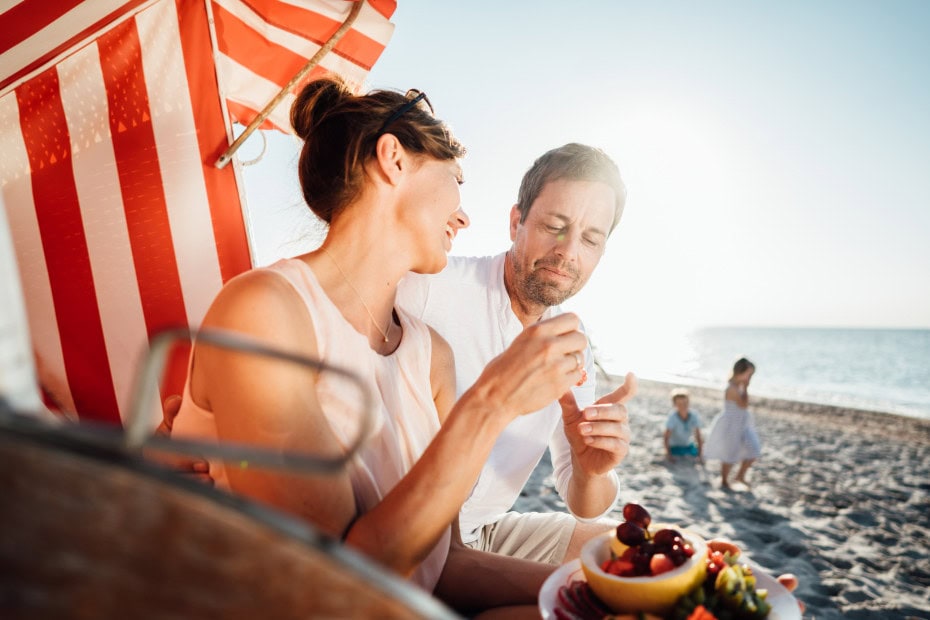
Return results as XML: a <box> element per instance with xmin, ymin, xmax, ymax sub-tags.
<box><xmin>580</xmin><ymin>528</ymin><xmax>708</xmax><ymax>615</ymax></box>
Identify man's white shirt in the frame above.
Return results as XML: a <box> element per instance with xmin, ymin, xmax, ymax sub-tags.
<box><xmin>397</xmin><ymin>252</ymin><xmax>619</xmax><ymax>543</ymax></box>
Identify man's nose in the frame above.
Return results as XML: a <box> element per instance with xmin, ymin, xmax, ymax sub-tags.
<box><xmin>554</xmin><ymin>231</ymin><xmax>580</xmax><ymax>259</ymax></box>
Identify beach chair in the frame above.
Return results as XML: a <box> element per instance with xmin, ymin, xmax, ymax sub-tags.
<box><xmin>0</xmin><ymin>406</ymin><xmax>458</xmax><ymax>619</ymax></box>
<box><xmin>2</xmin><ymin>199</ymin><xmax>457</xmax><ymax>618</ymax></box>
<box><xmin>0</xmin><ymin>3</ymin><xmax>463</xmax><ymax>617</ymax></box>
<box><xmin>0</xmin><ymin>0</ymin><xmax>397</xmax><ymax>426</ymax></box>
<box><xmin>0</xmin><ymin>270</ymin><xmax>455</xmax><ymax>619</ymax></box>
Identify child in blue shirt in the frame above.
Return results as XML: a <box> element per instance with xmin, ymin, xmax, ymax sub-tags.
<box><xmin>664</xmin><ymin>388</ymin><xmax>703</xmax><ymax>463</ymax></box>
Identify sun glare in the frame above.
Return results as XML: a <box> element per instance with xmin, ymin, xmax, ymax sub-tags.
<box><xmin>584</xmin><ymin>101</ymin><xmax>742</xmax><ymax>334</ymax></box>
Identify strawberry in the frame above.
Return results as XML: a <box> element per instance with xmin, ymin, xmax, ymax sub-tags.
<box><xmin>706</xmin><ymin>550</ymin><xmax>727</xmax><ymax>576</ymax></box>
<box><xmin>686</xmin><ymin>604</ymin><xmax>719</xmax><ymax>620</ymax></box>
<box><xmin>603</xmin><ymin>558</ymin><xmax>636</xmax><ymax>576</ymax></box>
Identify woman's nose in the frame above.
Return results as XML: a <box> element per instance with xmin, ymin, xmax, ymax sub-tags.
<box><xmin>453</xmin><ymin>207</ymin><xmax>470</xmax><ymax>229</ymax></box>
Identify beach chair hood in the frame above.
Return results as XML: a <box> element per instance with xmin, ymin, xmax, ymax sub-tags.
<box><xmin>0</xmin><ymin>0</ymin><xmax>396</xmax><ymax>425</ymax></box>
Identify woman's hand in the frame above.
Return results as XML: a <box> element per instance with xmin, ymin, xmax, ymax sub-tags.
<box><xmin>149</xmin><ymin>395</ymin><xmax>213</xmax><ymax>485</ymax></box>
<box><xmin>469</xmin><ymin>313</ymin><xmax>588</xmax><ymax>421</ymax></box>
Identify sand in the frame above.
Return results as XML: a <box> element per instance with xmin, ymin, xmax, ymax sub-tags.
<box><xmin>515</xmin><ymin>374</ymin><xmax>930</xmax><ymax>619</ymax></box>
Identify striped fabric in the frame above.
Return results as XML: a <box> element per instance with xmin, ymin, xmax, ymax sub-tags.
<box><xmin>0</xmin><ymin>0</ymin><xmax>396</xmax><ymax>425</ymax></box>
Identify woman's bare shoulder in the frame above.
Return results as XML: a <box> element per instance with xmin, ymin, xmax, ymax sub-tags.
<box><xmin>205</xmin><ymin>268</ymin><xmax>302</xmax><ymax>326</ymax></box>
<box><xmin>199</xmin><ymin>267</ymin><xmax>319</xmax><ymax>358</ymax></box>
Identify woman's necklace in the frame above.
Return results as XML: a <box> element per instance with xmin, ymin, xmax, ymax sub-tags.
<box><xmin>323</xmin><ymin>247</ymin><xmax>390</xmax><ymax>343</ymax></box>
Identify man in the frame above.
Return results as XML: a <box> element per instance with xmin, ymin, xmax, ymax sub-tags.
<box><xmin>397</xmin><ymin>143</ymin><xmax>634</xmax><ymax>565</ymax></box>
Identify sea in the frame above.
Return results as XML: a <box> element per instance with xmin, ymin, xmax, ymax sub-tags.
<box><xmin>592</xmin><ymin>326</ymin><xmax>930</xmax><ymax>421</ymax></box>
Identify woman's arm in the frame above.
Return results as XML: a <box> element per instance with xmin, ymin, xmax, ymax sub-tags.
<box><xmin>190</xmin><ymin>270</ymin><xmax>358</xmax><ymax>538</ymax></box>
<box><xmin>195</xmin><ymin>284</ymin><xmax>586</xmax><ymax>578</ymax></box>
<box><xmin>347</xmin><ymin>313</ymin><xmax>588</xmax><ymax>576</ymax></box>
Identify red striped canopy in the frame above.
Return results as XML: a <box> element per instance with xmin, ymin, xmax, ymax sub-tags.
<box><xmin>0</xmin><ymin>0</ymin><xmax>396</xmax><ymax>425</ymax></box>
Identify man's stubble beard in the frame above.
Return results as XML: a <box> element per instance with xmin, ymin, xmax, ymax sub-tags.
<box><xmin>512</xmin><ymin>257</ymin><xmax>581</xmax><ymax>308</ymax></box>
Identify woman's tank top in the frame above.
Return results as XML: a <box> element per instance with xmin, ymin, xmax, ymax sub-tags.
<box><xmin>172</xmin><ymin>258</ymin><xmax>449</xmax><ymax>590</ymax></box>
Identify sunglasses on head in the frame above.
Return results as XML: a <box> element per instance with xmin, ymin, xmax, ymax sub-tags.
<box><xmin>377</xmin><ymin>89</ymin><xmax>433</xmax><ymax>136</ymax></box>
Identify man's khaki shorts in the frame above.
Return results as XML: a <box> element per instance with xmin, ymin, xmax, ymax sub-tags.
<box><xmin>465</xmin><ymin>511</ymin><xmax>577</xmax><ymax>565</ymax></box>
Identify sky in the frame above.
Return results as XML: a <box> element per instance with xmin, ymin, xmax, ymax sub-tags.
<box><xmin>242</xmin><ymin>0</ymin><xmax>930</xmax><ymax>349</ymax></box>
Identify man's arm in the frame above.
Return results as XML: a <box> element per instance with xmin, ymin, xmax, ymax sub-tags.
<box><xmin>433</xmin><ymin>528</ymin><xmax>554</xmax><ymax>614</ymax></box>
<box><xmin>550</xmin><ymin>370</ymin><xmax>636</xmax><ymax>519</ymax></box>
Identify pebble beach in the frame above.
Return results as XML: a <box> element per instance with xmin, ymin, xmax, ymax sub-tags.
<box><xmin>516</xmin><ymin>374</ymin><xmax>930</xmax><ymax>619</ymax></box>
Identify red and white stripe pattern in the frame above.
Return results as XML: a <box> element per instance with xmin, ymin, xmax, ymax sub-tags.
<box><xmin>214</xmin><ymin>0</ymin><xmax>397</xmax><ymax>131</ymax></box>
<box><xmin>0</xmin><ymin>0</ymin><xmax>396</xmax><ymax>425</ymax></box>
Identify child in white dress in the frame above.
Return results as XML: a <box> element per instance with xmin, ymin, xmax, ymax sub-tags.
<box><xmin>704</xmin><ymin>358</ymin><xmax>760</xmax><ymax>489</ymax></box>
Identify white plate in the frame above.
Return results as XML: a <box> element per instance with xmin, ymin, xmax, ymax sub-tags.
<box><xmin>539</xmin><ymin>559</ymin><xmax>801</xmax><ymax>619</ymax></box>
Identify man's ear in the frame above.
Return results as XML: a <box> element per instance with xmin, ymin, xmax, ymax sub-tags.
<box><xmin>509</xmin><ymin>204</ymin><xmax>521</xmax><ymax>241</ymax></box>
<box><xmin>374</xmin><ymin>133</ymin><xmax>405</xmax><ymax>185</ymax></box>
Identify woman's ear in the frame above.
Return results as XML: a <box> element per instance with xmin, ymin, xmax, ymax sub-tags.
<box><xmin>374</xmin><ymin>133</ymin><xmax>405</xmax><ymax>185</ymax></box>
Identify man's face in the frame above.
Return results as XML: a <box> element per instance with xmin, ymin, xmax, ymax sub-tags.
<box><xmin>508</xmin><ymin>179</ymin><xmax>616</xmax><ymax>307</ymax></box>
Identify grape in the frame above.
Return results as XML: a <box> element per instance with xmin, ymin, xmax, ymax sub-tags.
<box><xmin>632</xmin><ymin>543</ymin><xmax>654</xmax><ymax>575</ymax></box>
<box><xmin>622</xmin><ymin>503</ymin><xmax>652</xmax><ymax>529</ymax></box>
<box><xmin>612</xmin><ymin>503</ymin><xmax>701</xmax><ymax>577</ymax></box>
<box><xmin>637</xmin><ymin>541</ymin><xmax>655</xmax><ymax>557</ymax></box>
<box><xmin>615</xmin><ymin>521</ymin><xmax>647</xmax><ymax>546</ymax></box>
<box><xmin>668</xmin><ymin>545</ymin><xmax>687</xmax><ymax>566</ymax></box>
<box><xmin>652</xmin><ymin>528</ymin><xmax>683</xmax><ymax>549</ymax></box>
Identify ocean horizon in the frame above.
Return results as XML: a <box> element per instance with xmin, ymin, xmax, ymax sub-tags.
<box><xmin>591</xmin><ymin>325</ymin><xmax>930</xmax><ymax>421</ymax></box>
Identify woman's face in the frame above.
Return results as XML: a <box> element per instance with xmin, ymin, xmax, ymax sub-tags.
<box><xmin>403</xmin><ymin>157</ymin><xmax>469</xmax><ymax>273</ymax></box>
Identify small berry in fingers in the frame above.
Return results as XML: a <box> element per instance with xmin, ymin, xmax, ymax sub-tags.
<box><xmin>576</xmin><ymin>368</ymin><xmax>587</xmax><ymax>387</ymax></box>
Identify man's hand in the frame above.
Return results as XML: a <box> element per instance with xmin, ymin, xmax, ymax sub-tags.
<box><xmin>559</xmin><ymin>372</ymin><xmax>636</xmax><ymax>477</ymax></box>
<box><xmin>152</xmin><ymin>395</ymin><xmax>213</xmax><ymax>486</ymax></box>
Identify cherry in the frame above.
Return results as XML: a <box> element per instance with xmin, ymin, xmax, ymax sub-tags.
<box><xmin>606</xmin><ymin>503</ymin><xmax>699</xmax><ymax>578</ymax></box>
<box><xmin>622</xmin><ymin>503</ymin><xmax>652</xmax><ymax>529</ymax></box>
<box><xmin>652</xmin><ymin>528</ymin><xmax>683</xmax><ymax>549</ymax></box>
<box><xmin>616</xmin><ymin>521</ymin><xmax>647</xmax><ymax>546</ymax></box>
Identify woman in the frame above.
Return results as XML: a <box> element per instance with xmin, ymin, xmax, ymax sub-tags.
<box><xmin>704</xmin><ymin>357</ymin><xmax>761</xmax><ymax>489</ymax></box>
<box><xmin>172</xmin><ymin>76</ymin><xmax>585</xmax><ymax>616</ymax></box>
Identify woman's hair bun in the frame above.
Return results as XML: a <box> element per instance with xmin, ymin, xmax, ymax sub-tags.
<box><xmin>290</xmin><ymin>76</ymin><xmax>352</xmax><ymax>140</ymax></box>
